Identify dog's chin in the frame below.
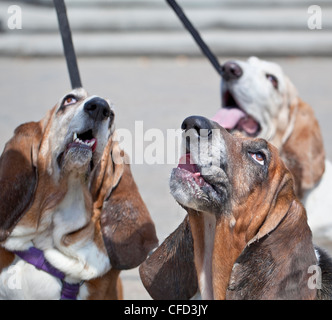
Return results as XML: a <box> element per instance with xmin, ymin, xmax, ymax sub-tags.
<box><xmin>56</xmin><ymin>129</ymin><xmax>104</xmax><ymax>177</ymax></box>
<box><xmin>169</xmin><ymin>168</ymin><xmax>222</xmax><ymax>214</ymax></box>
<box><xmin>61</xmin><ymin>145</ymin><xmax>93</xmax><ymax>176</ymax></box>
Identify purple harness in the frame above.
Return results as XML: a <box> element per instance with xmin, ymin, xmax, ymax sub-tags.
<box><xmin>14</xmin><ymin>247</ymin><xmax>82</xmax><ymax>300</ymax></box>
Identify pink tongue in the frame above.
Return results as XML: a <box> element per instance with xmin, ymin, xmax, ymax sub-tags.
<box><xmin>237</xmin><ymin>117</ymin><xmax>259</xmax><ymax>135</ymax></box>
<box><xmin>211</xmin><ymin>108</ymin><xmax>246</xmax><ymax>130</ymax></box>
<box><xmin>178</xmin><ymin>154</ymin><xmax>199</xmax><ymax>173</ymax></box>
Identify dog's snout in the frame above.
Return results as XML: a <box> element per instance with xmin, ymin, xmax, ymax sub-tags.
<box><xmin>84</xmin><ymin>97</ymin><xmax>112</xmax><ymax>122</ymax></box>
<box><xmin>222</xmin><ymin>61</ymin><xmax>243</xmax><ymax>80</ymax></box>
<box><xmin>182</xmin><ymin>116</ymin><xmax>213</xmax><ymax>137</ymax></box>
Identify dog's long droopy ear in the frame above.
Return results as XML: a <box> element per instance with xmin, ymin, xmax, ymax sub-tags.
<box><xmin>281</xmin><ymin>98</ymin><xmax>325</xmax><ymax>197</ymax></box>
<box><xmin>226</xmin><ymin>197</ymin><xmax>317</xmax><ymax>300</ymax></box>
<box><xmin>98</xmin><ymin>141</ymin><xmax>158</xmax><ymax>270</ymax></box>
<box><xmin>0</xmin><ymin>122</ymin><xmax>42</xmax><ymax>241</ymax></box>
<box><xmin>139</xmin><ymin>215</ymin><xmax>198</xmax><ymax>300</ymax></box>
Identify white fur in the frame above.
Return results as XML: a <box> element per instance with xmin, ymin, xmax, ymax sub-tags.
<box><xmin>0</xmin><ymin>257</ymin><xmax>60</xmax><ymax>300</ymax></box>
<box><xmin>199</xmin><ymin>213</ymin><xmax>216</xmax><ymax>300</ymax></box>
<box><xmin>4</xmin><ymin>226</ymin><xmax>36</xmax><ymax>252</ymax></box>
<box><xmin>315</xmin><ymin>248</ymin><xmax>321</xmax><ymax>263</ymax></box>
<box><xmin>304</xmin><ymin>160</ymin><xmax>332</xmax><ymax>240</ymax></box>
<box><xmin>42</xmin><ymin>176</ymin><xmax>110</xmax><ymax>282</ymax></box>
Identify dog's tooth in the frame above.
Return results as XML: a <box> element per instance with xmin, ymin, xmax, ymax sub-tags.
<box><xmin>73</xmin><ymin>132</ymin><xmax>78</xmax><ymax>141</ymax></box>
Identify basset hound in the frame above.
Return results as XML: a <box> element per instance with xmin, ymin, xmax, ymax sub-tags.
<box><xmin>0</xmin><ymin>88</ymin><xmax>158</xmax><ymax>300</ymax></box>
<box><xmin>140</xmin><ymin>116</ymin><xmax>332</xmax><ymax>300</ymax></box>
<box><xmin>211</xmin><ymin>57</ymin><xmax>332</xmax><ymax>240</ymax></box>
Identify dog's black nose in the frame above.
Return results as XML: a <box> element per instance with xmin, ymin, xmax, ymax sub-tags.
<box><xmin>84</xmin><ymin>97</ymin><xmax>111</xmax><ymax>122</ymax></box>
<box><xmin>221</xmin><ymin>61</ymin><xmax>243</xmax><ymax>80</ymax></box>
<box><xmin>181</xmin><ymin>116</ymin><xmax>213</xmax><ymax>136</ymax></box>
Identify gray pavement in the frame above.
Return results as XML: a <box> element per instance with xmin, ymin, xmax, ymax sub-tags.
<box><xmin>0</xmin><ymin>56</ymin><xmax>331</xmax><ymax>299</ymax></box>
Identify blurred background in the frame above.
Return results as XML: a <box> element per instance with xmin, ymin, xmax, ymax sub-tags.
<box><xmin>0</xmin><ymin>0</ymin><xmax>332</xmax><ymax>299</ymax></box>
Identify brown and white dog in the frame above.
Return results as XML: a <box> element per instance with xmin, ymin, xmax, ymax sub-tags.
<box><xmin>211</xmin><ymin>57</ymin><xmax>331</xmax><ymax>240</ymax></box>
<box><xmin>0</xmin><ymin>88</ymin><xmax>158</xmax><ymax>300</ymax></box>
<box><xmin>140</xmin><ymin>116</ymin><xmax>332</xmax><ymax>300</ymax></box>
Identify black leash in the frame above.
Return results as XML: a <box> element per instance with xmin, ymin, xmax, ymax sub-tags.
<box><xmin>53</xmin><ymin>0</ymin><xmax>82</xmax><ymax>89</ymax></box>
<box><xmin>54</xmin><ymin>0</ymin><xmax>221</xmax><ymax>86</ymax></box>
<box><xmin>166</xmin><ymin>0</ymin><xmax>223</xmax><ymax>76</ymax></box>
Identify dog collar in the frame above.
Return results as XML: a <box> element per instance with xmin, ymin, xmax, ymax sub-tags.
<box><xmin>13</xmin><ymin>247</ymin><xmax>82</xmax><ymax>300</ymax></box>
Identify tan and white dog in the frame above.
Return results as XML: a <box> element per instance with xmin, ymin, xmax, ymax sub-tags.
<box><xmin>140</xmin><ymin>116</ymin><xmax>332</xmax><ymax>300</ymax></box>
<box><xmin>0</xmin><ymin>88</ymin><xmax>158</xmax><ymax>300</ymax></box>
<box><xmin>212</xmin><ymin>57</ymin><xmax>331</xmax><ymax>240</ymax></box>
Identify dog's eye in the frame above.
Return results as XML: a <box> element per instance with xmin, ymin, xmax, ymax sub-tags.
<box><xmin>63</xmin><ymin>96</ymin><xmax>78</xmax><ymax>106</ymax></box>
<box><xmin>266</xmin><ymin>74</ymin><xmax>278</xmax><ymax>89</ymax></box>
<box><xmin>250</xmin><ymin>152</ymin><xmax>265</xmax><ymax>165</ymax></box>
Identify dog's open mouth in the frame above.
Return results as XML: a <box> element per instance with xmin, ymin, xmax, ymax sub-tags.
<box><xmin>57</xmin><ymin>129</ymin><xmax>98</xmax><ymax>169</ymax></box>
<box><xmin>212</xmin><ymin>90</ymin><xmax>261</xmax><ymax>137</ymax></box>
<box><xmin>67</xmin><ymin>130</ymin><xmax>97</xmax><ymax>153</ymax></box>
<box><xmin>170</xmin><ymin>153</ymin><xmax>224</xmax><ymax>212</ymax></box>
<box><xmin>175</xmin><ymin>153</ymin><xmax>213</xmax><ymax>190</ymax></box>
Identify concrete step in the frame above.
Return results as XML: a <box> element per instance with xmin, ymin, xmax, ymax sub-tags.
<box><xmin>21</xmin><ymin>0</ymin><xmax>332</xmax><ymax>9</ymax></box>
<box><xmin>1</xmin><ymin>3</ymin><xmax>332</xmax><ymax>33</ymax></box>
<box><xmin>1</xmin><ymin>1</ymin><xmax>331</xmax><ymax>57</ymax></box>
<box><xmin>1</xmin><ymin>30</ymin><xmax>331</xmax><ymax>57</ymax></box>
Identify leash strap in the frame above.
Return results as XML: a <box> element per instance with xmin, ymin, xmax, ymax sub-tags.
<box><xmin>53</xmin><ymin>0</ymin><xmax>82</xmax><ymax>89</ymax></box>
<box><xmin>166</xmin><ymin>0</ymin><xmax>223</xmax><ymax>76</ymax></box>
